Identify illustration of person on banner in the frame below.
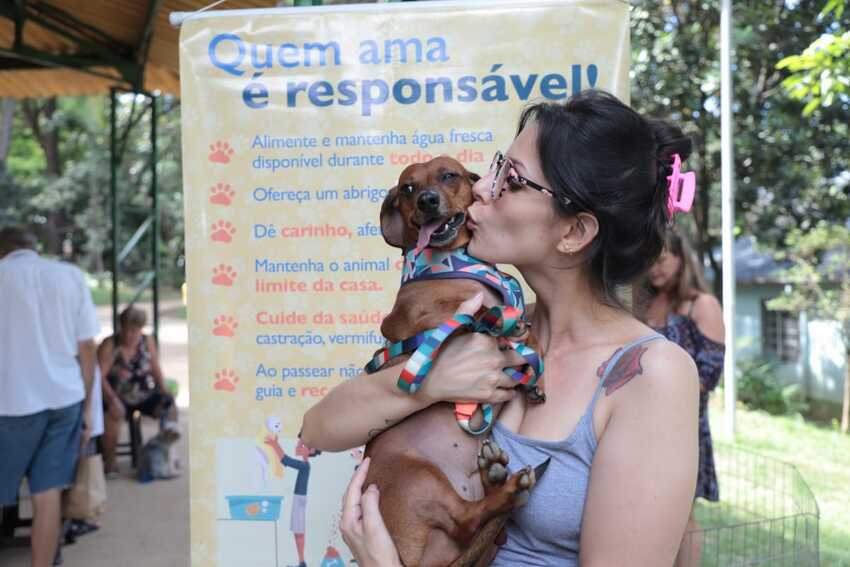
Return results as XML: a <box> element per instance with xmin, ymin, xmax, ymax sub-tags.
<box><xmin>265</xmin><ymin>432</ymin><xmax>323</xmax><ymax>567</ymax></box>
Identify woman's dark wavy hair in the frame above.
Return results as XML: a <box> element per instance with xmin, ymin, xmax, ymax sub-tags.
<box><xmin>517</xmin><ymin>89</ymin><xmax>692</xmax><ymax>308</ymax></box>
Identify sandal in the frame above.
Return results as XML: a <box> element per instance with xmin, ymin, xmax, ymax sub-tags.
<box><xmin>68</xmin><ymin>519</ymin><xmax>100</xmax><ymax>538</ymax></box>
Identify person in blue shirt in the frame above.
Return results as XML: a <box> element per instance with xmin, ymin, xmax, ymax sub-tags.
<box><xmin>265</xmin><ymin>432</ymin><xmax>322</xmax><ymax>567</ymax></box>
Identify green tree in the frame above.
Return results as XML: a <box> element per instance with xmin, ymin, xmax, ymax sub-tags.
<box><xmin>777</xmin><ymin>0</ymin><xmax>850</xmax><ymax>115</ymax></box>
<box><xmin>632</xmin><ymin>0</ymin><xmax>849</xmax><ymax>277</ymax></box>
<box><xmin>768</xmin><ymin>223</ymin><xmax>850</xmax><ymax>433</ymax></box>
<box><xmin>0</xmin><ymin>95</ymin><xmax>185</xmax><ymax>289</ymax></box>
<box><xmin>767</xmin><ymin>0</ymin><xmax>850</xmax><ymax>433</ymax></box>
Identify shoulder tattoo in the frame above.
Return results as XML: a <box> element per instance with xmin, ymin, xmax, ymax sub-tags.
<box><xmin>597</xmin><ymin>345</ymin><xmax>650</xmax><ymax>396</ymax></box>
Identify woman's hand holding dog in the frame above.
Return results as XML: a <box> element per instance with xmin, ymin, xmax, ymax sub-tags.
<box><xmin>419</xmin><ymin>293</ymin><xmax>528</xmax><ymax>406</ymax></box>
<box><xmin>341</xmin><ymin>457</ymin><xmax>403</xmax><ymax>567</ymax></box>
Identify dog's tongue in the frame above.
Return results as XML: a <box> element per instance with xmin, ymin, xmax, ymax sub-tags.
<box><xmin>417</xmin><ymin>220</ymin><xmax>443</xmax><ymax>250</ymax></box>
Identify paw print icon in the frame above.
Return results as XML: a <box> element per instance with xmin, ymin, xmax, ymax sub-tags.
<box><xmin>209</xmin><ymin>183</ymin><xmax>235</xmax><ymax>206</ymax></box>
<box><xmin>212</xmin><ymin>315</ymin><xmax>238</xmax><ymax>337</ymax></box>
<box><xmin>214</xmin><ymin>369</ymin><xmax>240</xmax><ymax>392</ymax></box>
<box><xmin>209</xmin><ymin>140</ymin><xmax>235</xmax><ymax>164</ymax></box>
<box><xmin>212</xmin><ymin>264</ymin><xmax>237</xmax><ymax>287</ymax></box>
<box><xmin>211</xmin><ymin>221</ymin><xmax>236</xmax><ymax>243</ymax></box>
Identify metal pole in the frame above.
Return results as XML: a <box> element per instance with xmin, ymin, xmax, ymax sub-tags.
<box><xmin>721</xmin><ymin>0</ymin><xmax>736</xmax><ymax>438</ymax></box>
<box><xmin>110</xmin><ymin>87</ymin><xmax>119</xmax><ymax>336</ymax></box>
<box><xmin>150</xmin><ymin>94</ymin><xmax>160</xmax><ymax>345</ymax></box>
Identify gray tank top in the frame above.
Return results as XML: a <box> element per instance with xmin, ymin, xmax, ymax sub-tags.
<box><xmin>489</xmin><ymin>333</ymin><xmax>664</xmax><ymax>567</ymax></box>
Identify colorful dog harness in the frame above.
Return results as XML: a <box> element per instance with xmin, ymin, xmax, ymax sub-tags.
<box><xmin>400</xmin><ymin>246</ymin><xmax>526</xmax><ymax>308</ymax></box>
<box><xmin>365</xmin><ymin>247</ymin><xmax>544</xmax><ymax>436</ymax></box>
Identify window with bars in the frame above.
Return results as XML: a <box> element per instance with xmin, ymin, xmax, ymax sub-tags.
<box><xmin>761</xmin><ymin>302</ymin><xmax>800</xmax><ymax>363</ymax></box>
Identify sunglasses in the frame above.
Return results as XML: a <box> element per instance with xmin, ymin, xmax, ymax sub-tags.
<box><xmin>489</xmin><ymin>151</ymin><xmax>559</xmax><ymax>202</ymax></box>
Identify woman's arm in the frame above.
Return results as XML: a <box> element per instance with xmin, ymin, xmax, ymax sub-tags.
<box><xmin>691</xmin><ymin>293</ymin><xmax>726</xmax><ymax>392</ymax></box>
<box><xmin>145</xmin><ymin>335</ymin><xmax>168</xmax><ymax>391</ymax></box>
<box><xmin>97</xmin><ymin>339</ymin><xmax>120</xmax><ymax>403</ymax></box>
<box><xmin>302</xmin><ymin>294</ymin><xmax>525</xmax><ymax>452</ymax></box>
<box><xmin>301</xmin><ymin>362</ymin><xmax>432</xmax><ymax>452</ymax></box>
<box><xmin>579</xmin><ymin>341</ymin><xmax>699</xmax><ymax>566</ymax></box>
<box><xmin>691</xmin><ymin>292</ymin><xmax>725</xmax><ymax>343</ymax></box>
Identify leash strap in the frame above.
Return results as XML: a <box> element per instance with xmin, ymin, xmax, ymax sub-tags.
<box><xmin>364</xmin><ymin>333</ymin><xmax>428</xmax><ymax>374</ymax></box>
<box><xmin>396</xmin><ymin>313</ymin><xmax>475</xmax><ymax>394</ymax></box>
<box><xmin>454</xmin><ymin>402</ymin><xmax>494</xmax><ymax>436</ymax></box>
<box><xmin>365</xmin><ymin>305</ymin><xmax>543</xmax><ymax>436</ymax></box>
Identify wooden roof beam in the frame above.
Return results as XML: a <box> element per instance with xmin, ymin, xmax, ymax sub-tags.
<box><xmin>134</xmin><ymin>0</ymin><xmax>164</xmax><ymax>90</ymax></box>
<box><xmin>0</xmin><ymin>45</ymin><xmax>130</xmax><ymax>85</ymax></box>
<box><xmin>25</xmin><ymin>1</ymin><xmax>133</xmax><ymax>58</ymax></box>
<box><xmin>0</xmin><ymin>0</ymin><xmax>144</xmax><ymax>89</ymax></box>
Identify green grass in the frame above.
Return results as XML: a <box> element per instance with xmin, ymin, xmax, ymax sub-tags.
<box><xmin>89</xmin><ymin>283</ymin><xmax>151</xmax><ymax>306</ymax></box>
<box><xmin>163</xmin><ymin>305</ymin><xmax>187</xmax><ymax>320</ymax></box>
<box><xmin>87</xmin><ymin>278</ymin><xmax>181</xmax><ymax>307</ymax></box>
<box><xmin>705</xmin><ymin>398</ymin><xmax>850</xmax><ymax>566</ymax></box>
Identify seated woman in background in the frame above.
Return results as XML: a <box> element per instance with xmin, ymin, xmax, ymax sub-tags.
<box><xmin>98</xmin><ymin>306</ymin><xmax>177</xmax><ymax>474</ymax></box>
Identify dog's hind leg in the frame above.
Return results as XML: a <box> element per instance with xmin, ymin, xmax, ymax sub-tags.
<box><xmin>445</xmin><ymin>516</ymin><xmax>507</xmax><ymax>567</ymax></box>
<box><xmin>402</xmin><ymin>441</ymin><xmax>544</xmax><ymax>566</ymax></box>
<box><xmin>372</xmin><ymin>454</ymin><xmax>476</xmax><ymax>567</ymax></box>
<box><xmin>441</xmin><ymin>440</ymin><xmax>549</xmax><ymax>566</ymax></box>
<box><xmin>414</xmin><ymin>497</ymin><xmax>502</xmax><ymax>567</ymax></box>
<box><xmin>386</xmin><ymin>462</ymin><xmax>506</xmax><ymax>566</ymax></box>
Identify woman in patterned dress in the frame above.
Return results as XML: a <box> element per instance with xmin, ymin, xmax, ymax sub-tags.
<box><xmin>98</xmin><ymin>306</ymin><xmax>177</xmax><ymax>474</ymax></box>
<box><xmin>645</xmin><ymin>227</ymin><xmax>725</xmax><ymax>567</ymax></box>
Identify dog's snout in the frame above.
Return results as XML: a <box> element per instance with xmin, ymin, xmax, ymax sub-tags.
<box><xmin>417</xmin><ymin>190</ymin><xmax>441</xmax><ymax>213</ymax></box>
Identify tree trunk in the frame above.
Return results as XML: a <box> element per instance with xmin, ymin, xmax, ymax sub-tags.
<box><xmin>23</xmin><ymin>98</ymin><xmax>65</xmax><ymax>255</ymax></box>
<box><xmin>0</xmin><ymin>98</ymin><xmax>15</xmax><ymax>163</ymax></box>
<box><xmin>842</xmin><ymin>350</ymin><xmax>850</xmax><ymax>434</ymax></box>
<box><xmin>41</xmin><ymin>99</ymin><xmax>64</xmax><ymax>256</ymax></box>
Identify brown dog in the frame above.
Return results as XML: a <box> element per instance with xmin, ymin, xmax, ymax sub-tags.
<box><xmin>364</xmin><ymin>156</ymin><xmax>546</xmax><ymax>567</ymax></box>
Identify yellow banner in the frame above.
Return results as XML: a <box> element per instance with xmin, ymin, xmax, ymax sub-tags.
<box><xmin>179</xmin><ymin>1</ymin><xmax>629</xmax><ymax>564</ymax></box>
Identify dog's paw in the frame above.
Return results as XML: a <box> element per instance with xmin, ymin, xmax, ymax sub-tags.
<box><xmin>505</xmin><ymin>465</ymin><xmax>537</xmax><ymax>507</ymax></box>
<box><xmin>478</xmin><ymin>439</ymin><xmax>509</xmax><ymax>488</ymax></box>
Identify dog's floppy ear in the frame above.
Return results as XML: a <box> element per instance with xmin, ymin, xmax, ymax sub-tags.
<box><xmin>380</xmin><ymin>185</ymin><xmax>405</xmax><ymax>248</ymax></box>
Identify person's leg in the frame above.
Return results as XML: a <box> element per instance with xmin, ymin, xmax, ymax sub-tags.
<box><xmin>674</xmin><ymin>505</ymin><xmax>701</xmax><ymax>567</ymax></box>
<box><xmin>167</xmin><ymin>399</ymin><xmax>178</xmax><ymax>422</ymax></box>
<box><xmin>30</xmin><ymin>488</ymin><xmax>62</xmax><ymax>567</ymax></box>
<box><xmin>159</xmin><ymin>394</ymin><xmax>178</xmax><ymax>428</ymax></box>
<box><xmin>294</xmin><ymin>532</ymin><xmax>305</xmax><ymax>563</ymax></box>
<box><xmin>291</xmin><ymin>495</ymin><xmax>307</xmax><ymax>565</ymax></box>
<box><xmin>0</xmin><ymin>411</ymin><xmax>48</xmax><ymax>540</ymax></box>
<box><xmin>28</xmin><ymin>403</ymin><xmax>82</xmax><ymax>567</ymax></box>
<box><xmin>138</xmin><ymin>392</ymin><xmax>177</xmax><ymax>430</ymax></box>
<box><xmin>102</xmin><ymin>407</ymin><xmax>124</xmax><ymax>473</ymax></box>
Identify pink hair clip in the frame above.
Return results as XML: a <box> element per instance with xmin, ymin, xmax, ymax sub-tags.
<box><xmin>667</xmin><ymin>153</ymin><xmax>696</xmax><ymax>218</ymax></box>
